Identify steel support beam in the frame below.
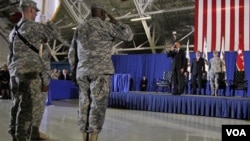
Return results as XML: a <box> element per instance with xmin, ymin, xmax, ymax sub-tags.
<box><xmin>63</xmin><ymin>0</ymin><xmax>90</xmax><ymax>24</ymax></box>
<box><xmin>133</xmin><ymin>0</ymin><xmax>156</xmax><ymax>53</ymax></box>
<box><xmin>116</xmin><ymin>6</ymin><xmax>195</xmax><ymax>20</ymax></box>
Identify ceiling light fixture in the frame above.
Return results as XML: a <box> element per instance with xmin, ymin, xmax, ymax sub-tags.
<box><xmin>130</xmin><ymin>16</ymin><xmax>151</xmax><ymax>22</ymax></box>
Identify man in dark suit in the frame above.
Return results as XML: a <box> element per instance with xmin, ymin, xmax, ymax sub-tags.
<box><xmin>191</xmin><ymin>51</ymin><xmax>205</xmax><ymax>94</ymax></box>
<box><xmin>166</xmin><ymin>42</ymin><xmax>186</xmax><ymax>95</ymax></box>
<box><xmin>140</xmin><ymin>76</ymin><xmax>148</xmax><ymax>91</ymax></box>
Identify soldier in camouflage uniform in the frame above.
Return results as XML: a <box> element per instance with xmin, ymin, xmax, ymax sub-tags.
<box><xmin>8</xmin><ymin>0</ymin><xmax>59</xmax><ymax>141</ymax></box>
<box><xmin>208</xmin><ymin>50</ymin><xmax>223</xmax><ymax>96</ymax></box>
<box><xmin>28</xmin><ymin>41</ymin><xmax>51</xmax><ymax>141</ymax></box>
<box><xmin>68</xmin><ymin>3</ymin><xmax>133</xmax><ymax>141</ymax></box>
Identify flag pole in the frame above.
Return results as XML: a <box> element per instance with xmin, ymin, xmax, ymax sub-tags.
<box><xmin>186</xmin><ymin>39</ymin><xmax>191</xmax><ymax>80</ymax></box>
<box><xmin>220</xmin><ymin>36</ymin><xmax>227</xmax><ymax>80</ymax></box>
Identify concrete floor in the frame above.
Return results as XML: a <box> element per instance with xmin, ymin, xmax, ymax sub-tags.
<box><xmin>0</xmin><ymin>99</ymin><xmax>249</xmax><ymax>141</ymax></box>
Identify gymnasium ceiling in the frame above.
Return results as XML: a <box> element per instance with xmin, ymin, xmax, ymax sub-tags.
<box><xmin>0</xmin><ymin>0</ymin><xmax>195</xmax><ymax>62</ymax></box>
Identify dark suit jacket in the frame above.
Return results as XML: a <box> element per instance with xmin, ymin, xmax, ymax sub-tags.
<box><xmin>140</xmin><ymin>79</ymin><xmax>148</xmax><ymax>86</ymax></box>
<box><xmin>167</xmin><ymin>48</ymin><xmax>186</xmax><ymax>71</ymax></box>
<box><xmin>140</xmin><ymin>78</ymin><xmax>148</xmax><ymax>91</ymax></box>
<box><xmin>191</xmin><ymin>57</ymin><xmax>205</xmax><ymax>75</ymax></box>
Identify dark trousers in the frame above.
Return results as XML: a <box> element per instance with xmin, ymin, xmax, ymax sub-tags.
<box><xmin>140</xmin><ymin>86</ymin><xmax>147</xmax><ymax>91</ymax></box>
<box><xmin>192</xmin><ymin>74</ymin><xmax>202</xmax><ymax>94</ymax></box>
<box><xmin>172</xmin><ymin>69</ymin><xmax>185</xmax><ymax>94</ymax></box>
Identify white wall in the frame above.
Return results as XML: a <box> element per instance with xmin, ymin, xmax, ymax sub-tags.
<box><xmin>0</xmin><ymin>36</ymin><xmax>9</xmax><ymax>67</ymax></box>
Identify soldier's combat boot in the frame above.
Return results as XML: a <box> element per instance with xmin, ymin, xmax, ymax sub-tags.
<box><xmin>83</xmin><ymin>132</ymin><xmax>89</xmax><ymax>141</ymax></box>
<box><xmin>89</xmin><ymin>133</ymin><xmax>98</xmax><ymax>141</ymax></box>
<box><xmin>30</xmin><ymin>126</ymin><xmax>49</xmax><ymax>140</ymax></box>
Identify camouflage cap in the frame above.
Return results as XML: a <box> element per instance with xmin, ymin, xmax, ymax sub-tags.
<box><xmin>20</xmin><ymin>0</ymin><xmax>40</xmax><ymax>11</ymax></box>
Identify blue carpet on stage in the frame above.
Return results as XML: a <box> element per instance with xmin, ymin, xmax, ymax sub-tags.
<box><xmin>108</xmin><ymin>92</ymin><xmax>250</xmax><ymax>120</ymax></box>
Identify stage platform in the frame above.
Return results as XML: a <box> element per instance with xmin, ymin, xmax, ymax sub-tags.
<box><xmin>108</xmin><ymin>91</ymin><xmax>250</xmax><ymax>120</ymax></box>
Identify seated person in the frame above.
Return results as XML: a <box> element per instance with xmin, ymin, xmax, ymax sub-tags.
<box><xmin>58</xmin><ymin>69</ymin><xmax>71</xmax><ymax>80</ymax></box>
<box><xmin>140</xmin><ymin>76</ymin><xmax>148</xmax><ymax>91</ymax></box>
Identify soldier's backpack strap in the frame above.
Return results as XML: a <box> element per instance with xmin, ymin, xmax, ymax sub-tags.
<box><xmin>9</xmin><ymin>21</ymin><xmax>27</xmax><ymax>63</ymax></box>
<box><xmin>71</xmin><ymin>29</ymin><xmax>78</xmax><ymax>86</ymax></box>
<box><xmin>73</xmin><ymin>29</ymin><xmax>79</xmax><ymax>70</ymax></box>
<box><xmin>14</xmin><ymin>22</ymin><xmax>39</xmax><ymax>54</ymax></box>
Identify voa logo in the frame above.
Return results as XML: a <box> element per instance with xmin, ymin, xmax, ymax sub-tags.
<box><xmin>226</xmin><ymin>129</ymin><xmax>247</xmax><ymax>136</ymax></box>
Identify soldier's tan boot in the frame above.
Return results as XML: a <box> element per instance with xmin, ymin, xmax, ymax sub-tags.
<box><xmin>38</xmin><ymin>132</ymin><xmax>49</xmax><ymax>140</ymax></box>
<box><xmin>89</xmin><ymin>133</ymin><xmax>98</xmax><ymax>141</ymax></box>
<box><xmin>30</xmin><ymin>126</ymin><xmax>49</xmax><ymax>140</ymax></box>
<box><xmin>83</xmin><ymin>133</ymin><xmax>88</xmax><ymax>141</ymax></box>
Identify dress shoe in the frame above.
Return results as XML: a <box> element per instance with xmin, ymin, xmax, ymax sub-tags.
<box><xmin>172</xmin><ymin>92</ymin><xmax>177</xmax><ymax>95</ymax></box>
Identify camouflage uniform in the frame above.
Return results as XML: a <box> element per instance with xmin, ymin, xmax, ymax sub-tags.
<box><xmin>209</xmin><ymin>57</ymin><xmax>223</xmax><ymax>96</ymax></box>
<box><xmin>30</xmin><ymin>43</ymin><xmax>51</xmax><ymax>139</ymax></box>
<box><xmin>8</xmin><ymin>1</ymin><xmax>59</xmax><ymax>140</ymax></box>
<box><xmin>68</xmin><ymin>17</ymin><xmax>133</xmax><ymax>133</ymax></box>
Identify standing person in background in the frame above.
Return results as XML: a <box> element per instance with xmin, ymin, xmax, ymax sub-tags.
<box><xmin>166</xmin><ymin>42</ymin><xmax>186</xmax><ymax>95</ymax></box>
<box><xmin>140</xmin><ymin>76</ymin><xmax>148</xmax><ymax>91</ymax></box>
<box><xmin>191</xmin><ymin>51</ymin><xmax>205</xmax><ymax>95</ymax></box>
<box><xmin>50</xmin><ymin>68</ymin><xmax>59</xmax><ymax>80</ymax></box>
<box><xmin>58</xmin><ymin>69</ymin><xmax>71</xmax><ymax>80</ymax></box>
<box><xmin>208</xmin><ymin>50</ymin><xmax>223</xmax><ymax>96</ymax></box>
<box><xmin>68</xmin><ymin>3</ymin><xmax>133</xmax><ymax>141</ymax></box>
<box><xmin>0</xmin><ymin>64</ymin><xmax>10</xmax><ymax>99</ymax></box>
<box><xmin>8</xmin><ymin>0</ymin><xmax>60</xmax><ymax>140</ymax></box>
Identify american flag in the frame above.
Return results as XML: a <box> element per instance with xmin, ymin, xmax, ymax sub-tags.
<box><xmin>194</xmin><ymin>0</ymin><xmax>250</xmax><ymax>52</ymax></box>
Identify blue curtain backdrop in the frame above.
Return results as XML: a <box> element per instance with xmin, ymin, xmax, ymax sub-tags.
<box><xmin>51</xmin><ymin>62</ymin><xmax>70</xmax><ymax>70</ymax></box>
<box><xmin>112</xmin><ymin>51</ymin><xmax>250</xmax><ymax>97</ymax></box>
